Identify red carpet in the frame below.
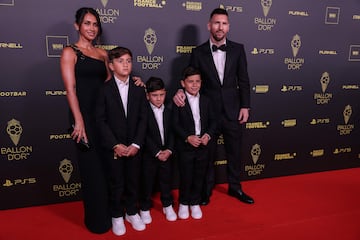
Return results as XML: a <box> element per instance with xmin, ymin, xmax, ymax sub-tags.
<box><xmin>1</xmin><ymin>168</ymin><xmax>359</xmax><ymax>240</ymax></box>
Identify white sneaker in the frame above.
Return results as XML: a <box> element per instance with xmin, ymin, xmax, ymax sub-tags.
<box><xmin>163</xmin><ymin>205</ymin><xmax>177</xmax><ymax>221</ymax></box>
<box><xmin>140</xmin><ymin>210</ymin><xmax>152</xmax><ymax>224</ymax></box>
<box><xmin>178</xmin><ymin>204</ymin><xmax>189</xmax><ymax>219</ymax></box>
<box><xmin>190</xmin><ymin>205</ymin><xmax>202</xmax><ymax>219</ymax></box>
<box><xmin>125</xmin><ymin>213</ymin><xmax>146</xmax><ymax>231</ymax></box>
<box><xmin>112</xmin><ymin>217</ymin><xmax>126</xmax><ymax>236</ymax></box>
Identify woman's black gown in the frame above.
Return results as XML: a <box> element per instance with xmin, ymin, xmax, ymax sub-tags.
<box><xmin>70</xmin><ymin>45</ymin><xmax>111</xmax><ymax>233</ymax></box>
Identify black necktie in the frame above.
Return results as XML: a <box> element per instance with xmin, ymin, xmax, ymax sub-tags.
<box><xmin>212</xmin><ymin>44</ymin><xmax>227</xmax><ymax>52</ymax></box>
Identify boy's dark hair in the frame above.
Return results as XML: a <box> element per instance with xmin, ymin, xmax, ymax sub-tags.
<box><xmin>108</xmin><ymin>46</ymin><xmax>133</xmax><ymax>62</ymax></box>
<box><xmin>182</xmin><ymin>66</ymin><xmax>201</xmax><ymax>80</ymax></box>
<box><xmin>210</xmin><ymin>8</ymin><xmax>228</xmax><ymax>19</ymax></box>
<box><xmin>146</xmin><ymin>77</ymin><xmax>165</xmax><ymax>93</ymax></box>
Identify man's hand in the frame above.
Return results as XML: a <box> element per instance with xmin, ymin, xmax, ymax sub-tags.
<box><xmin>238</xmin><ymin>108</ymin><xmax>250</xmax><ymax>124</ymax></box>
<box><xmin>200</xmin><ymin>134</ymin><xmax>210</xmax><ymax>146</ymax></box>
<box><xmin>173</xmin><ymin>89</ymin><xmax>186</xmax><ymax>107</ymax></box>
<box><xmin>132</xmin><ymin>76</ymin><xmax>145</xmax><ymax>87</ymax></box>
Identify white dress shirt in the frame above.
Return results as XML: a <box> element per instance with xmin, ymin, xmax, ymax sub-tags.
<box><xmin>210</xmin><ymin>40</ymin><xmax>226</xmax><ymax>85</ymax></box>
<box><xmin>114</xmin><ymin>75</ymin><xmax>129</xmax><ymax>117</ymax></box>
<box><xmin>150</xmin><ymin>102</ymin><xmax>165</xmax><ymax>145</ymax></box>
<box><xmin>185</xmin><ymin>91</ymin><xmax>201</xmax><ymax>136</ymax></box>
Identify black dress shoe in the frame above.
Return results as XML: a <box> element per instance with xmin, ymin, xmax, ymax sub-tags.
<box><xmin>228</xmin><ymin>188</ymin><xmax>254</xmax><ymax>204</ymax></box>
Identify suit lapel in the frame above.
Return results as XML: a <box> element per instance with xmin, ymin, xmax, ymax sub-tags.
<box><xmin>110</xmin><ymin>77</ymin><xmax>127</xmax><ymax>117</ymax></box>
<box><xmin>203</xmin><ymin>41</ymin><xmax>222</xmax><ymax>86</ymax></box>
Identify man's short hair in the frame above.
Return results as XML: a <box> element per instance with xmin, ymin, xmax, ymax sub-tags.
<box><xmin>210</xmin><ymin>8</ymin><xmax>228</xmax><ymax>19</ymax></box>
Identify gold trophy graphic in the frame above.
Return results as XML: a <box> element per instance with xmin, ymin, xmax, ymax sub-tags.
<box><xmin>343</xmin><ymin>105</ymin><xmax>352</xmax><ymax>125</ymax></box>
<box><xmin>291</xmin><ymin>34</ymin><xmax>301</xmax><ymax>58</ymax></box>
<box><xmin>143</xmin><ymin>28</ymin><xmax>157</xmax><ymax>55</ymax></box>
<box><xmin>320</xmin><ymin>72</ymin><xmax>330</xmax><ymax>93</ymax></box>
<box><xmin>251</xmin><ymin>144</ymin><xmax>261</xmax><ymax>165</ymax></box>
<box><xmin>261</xmin><ymin>0</ymin><xmax>272</xmax><ymax>17</ymax></box>
<box><xmin>59</xmin><ymin>159</ymin><xmax>73</xmax><ymax>183</ymax></box>
<box><xmin>6</xmin><ymin>119</ymin><xmax>23</xmax><ymax>146</ymax></box>
<box><xmin>101</xmin><ymin>0</ymin><xmax>108</xmax><ymax>7</ymax></box>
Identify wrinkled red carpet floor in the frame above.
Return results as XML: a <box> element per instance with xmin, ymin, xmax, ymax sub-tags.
<box><xmin>1</xmin><ymin>168</ymin><xmax>359</xmax><ymax>240</ymax></box>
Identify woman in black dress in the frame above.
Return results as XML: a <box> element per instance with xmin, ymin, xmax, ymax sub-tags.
<box><xmin>60</xmin><ymin>7</ymin><xmax>111</xmax><ymax>234</ymax></box>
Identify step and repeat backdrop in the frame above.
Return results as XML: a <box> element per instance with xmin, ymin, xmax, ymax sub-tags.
<box><xmin>1</xmin><ymin>0</ymin><xmax>359</xmax><ymax>210</ymax></box>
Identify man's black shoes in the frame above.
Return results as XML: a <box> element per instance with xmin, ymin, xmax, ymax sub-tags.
<box><xmin>228</xmin><ymin>188</ymin><xmax>254</xmax><ymax>204</ymax></box>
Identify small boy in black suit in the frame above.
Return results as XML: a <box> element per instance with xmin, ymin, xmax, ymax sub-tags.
<box><xmin>96</xmin><ymin>46</ymin><xmax>147</xmax><ymax>235</ymax></box>
<box><xmin>139</xmin><ymin>77</ymin><xmax>177</xmax><ymax>224</ymax></box>
<box><xmin>172</xmin><ymin>66</ymin><xmax>217</xmax><ymax>220</ymax></box>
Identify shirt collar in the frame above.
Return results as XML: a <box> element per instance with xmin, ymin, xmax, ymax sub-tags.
<box><xmin>150</xmin><ymin>102</ymin><xmax>164</xmax><ymax>111</ymax></box>
<box><xmin>115</xmin><ymin>75</ymin><xmax>129</xmax><ymax>85</ymax></box>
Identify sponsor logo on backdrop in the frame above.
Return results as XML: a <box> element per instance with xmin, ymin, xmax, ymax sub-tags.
<box><xmin>1</xmin><ymin>119</ymin><xmax>33</xmax><ymax>161</ymax></box>
<box><xmin>220</xmin><ymin>4</ymin><xmax>243</xmax><ymax>13</ymax></box>
<box><xmin>319</xmin><ymin>50</ymin><xmax>337</xmax><ymax>55</ymax></box>
<box><xmin>314</xmin><ymin>72</ymin><xmax>333</xmax><ymax>105</ymax></box>
<box><xmin>337</xmin><ymin>105</ymin><xmax>354</xmax><ymax>135</ymax></box>
<box><xmin>252</xmin><ymin>85</ymin><xmax>269</xmax><ymax>93</ymax></box>
<box><xmin>342</xmin><ymin>84</ymin><xmax>359</xmax><ymax>90</ymax></box>
<box><xmin>2</xmin><ymin>178</ymin><xmax>36</xmax><ymax>187</ymax></box>
<box><xmin>284</xmin><ymin>34</ymin><xmax>304</xmax><ymax>70</ymax></box>
<box><xmin>274</xmin><ymin>152</ymin><xmax>296</xmax><ymax>160</ymax></box>
<box><xmin>333</xmin><ymin>147</ymin><xmax>351</xmax><ymax>155</ymax></box>
<box><xmin>45</xmin><ymin>90</ymin><xmax>66</xmax><ymax>96</ymax></box>
<box><xmin>137</xmin><ymin>28</ymin><xmax>164</xmax><ymax>70</ymax></box>
<box><xmin>50</xmin><ymin>133</ymin><xmax>71</xmax><ymax>141</ymax></box>
<box><xmin>254</xmin><ymin>0</ymin><xmax>276</xmax><ymax>31</ymax></box>
<box><xmin>176</xmin><ymin>45</ymin><xmax>196</xmax><ymax>54</ymax></box>
<box><xmin>214</xmin><ymin>135</ymin><xmax>227</xmax><ymax>166</ymax></box>
<box><xmin>0</xmin><ymin>42</ymin><xmax>22</xmax><ymax>49</ymax></box>
<box><xmin>288</xmin><ymin>10</ymin><xmax>309</xmax><ymax>17</ymax></box>
<box><xmin>96</xmin><ymin>44</ymin><xmax>118</xmax><ymax>51</ymax></box>
<box><xmin>96</xmin><ymin>0</ymin><xmax>119</xmax><ymax>24</ymax></box>
<box><xmin>245</xmin><ymin>144</ymin><xmax>265</xmax><ymax>176</ymax></box>
<box><xmin>280</xmin><ymin>85</ymin><xmax>302</xmax><ymax>92</ymax></box>
<box><xmin>281</xmin><ymin>119</ymin><xmax>296</xmax><ymax>127</ymax></box>
<box><xmin>46</xmin><ymin>36</ymin><xmax>68</xmax><ymax>58</ymax></box>
<box><xmin>182</xmin><ymin>1</ymin><xmax>202</xmax><ymax>11</ymax></box>
<box><xmin>325</xmin><ymin>7</ymin><xmax>340</xmax><ymax>24</ymax></box>
<box><xmin>52</xmin><ymin>159</ymin><xmax>81</xmax><ymax>197</ymax></box>
<box><xmin>251</xmin><ymin>48</ymin><xmax>274</xmax><ymax>55</ymax></box>
<box><xmin>0</xmin><ymin>91</ymin><xmax>26</xmax><ymax>97</ymax></box>
<box><xmin>310</xmin><ymin>118</ymin><xmax>330</xmax><ymax>125</ymax></box>
<box><xmin>353</xmin><ymin>15</ymin><xmax>360</xmax><ymax>20</ymax></box>
<box><xmin>135</xmin><ymin>0</ymin><xmax>166</xmax><ymax>8</ymax></box>
<box><xmin>0</xmin><ymin>0</ymin><xmax>14</xmax><ymax>6</ymax></box>
<box><xmin>246</xmin><ymin>121</ymin><xmax>270</xmax><ymax>129</ymax></box>
<box><xmin>348</xmin><ymin>45</ymin><xmax>360</xmax><ymax>61</ymax></box>
<box><xmin>310</xmin><ymin>149</ymin><xmax>324</xmax><ymax>157</ymax></box>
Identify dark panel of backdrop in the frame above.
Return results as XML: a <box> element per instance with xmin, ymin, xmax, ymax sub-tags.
<box><xmin>0</xmin><ymin>0</ymin><xmax>359</xmax><ymax>210</ymax></box>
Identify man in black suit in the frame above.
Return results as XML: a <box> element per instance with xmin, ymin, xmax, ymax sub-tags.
<box><xmin>173</xmin><ymin>8</ymin><xmax>254</xmax><ymax>205</ymax></box>
<box><xmin>96</xmin><ymin>47</ymin><xmax>147</xmax><ymax>235</ymax></box>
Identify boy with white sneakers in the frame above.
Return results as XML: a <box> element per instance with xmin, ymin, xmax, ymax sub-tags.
<box><xmin>172</xmin><ymin>66</ymin><xmax>217</xmax><ymax>220</ymax></box>
<box><xmin>96</xmin><ymin>47</ymin><xmax>148</xmax><ymax>236</ymax></box>
<box><xmin>139</xmin><ymin>77</ymin><xmax>177</xmax><ymax>224</ymax></box>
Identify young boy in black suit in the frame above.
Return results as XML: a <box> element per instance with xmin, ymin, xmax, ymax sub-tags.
<box><xmin>96</xmin><ymin>46</ymin><xmax>147</xmax><ymax>236</ymax></box>
<box><xmin>139</xmin><ymin>77</ymin><xmax>177</xmax><ymax>224</ymax></box>
<box><xmin>172</xmin><ymin>66</ymin><xmax>217</xmax><ymax>220</ymax></box>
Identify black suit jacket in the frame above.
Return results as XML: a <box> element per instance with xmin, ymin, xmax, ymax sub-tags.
<box><xmin>143</xmin><ymin>103</ymin><xmax>174</xmax><ymax>157</ymax></box>
<box><xmin>190</xmin><ymin>39</ymin><xmax>250</xmax><ymax>121</ymax></box>
<box><xmin>96</xmin><ymin>75</ymin><xmax>147</xmax><ymax>152</ymax></box>
<box><xmin>172</xmin><ymin>94</ymin><xmax>216</xmax><ymax>151</ymax></box>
